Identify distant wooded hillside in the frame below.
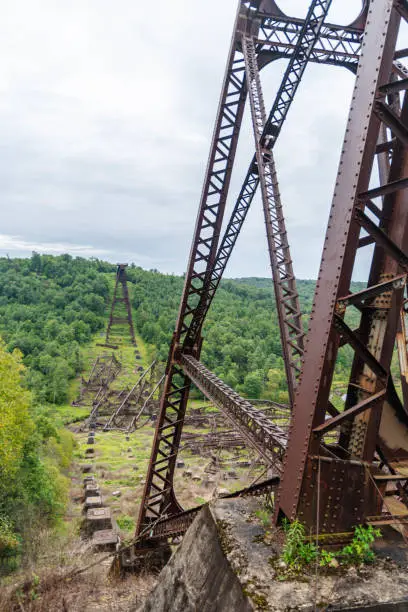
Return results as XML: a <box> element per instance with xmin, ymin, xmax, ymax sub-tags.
<box><xmin>0</xmin><ymin>255</ymin><xmax>364</xmax><ymax>405</ymax></box>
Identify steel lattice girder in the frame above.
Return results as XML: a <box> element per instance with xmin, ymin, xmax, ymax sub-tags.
<box><xmin>180</xmin><ymin>354</ymin><xmax>287</xmax><ymax>467</ymax></box>
<box><xmin>135</xmin><ymin>3</ymin><xmax>249</xmax><ymax>534</ymax></box>
<box><xmin>277</xmin><ymin>0</ymin><xmax>408</xmax><ymax>532</ymax></box>
<box><xmin>181</xmin><ymin>1</ymin><xmax>363</xmax><ymax>356</ymax></box>
<box><xmin>135</xmin><ymin>0</ymin><xmax>370</xmax><ymax>543</ymax></box>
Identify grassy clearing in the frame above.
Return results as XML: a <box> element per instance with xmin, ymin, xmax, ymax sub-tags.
<box><xmin>71</xmin><ymin>417</ymin><xmax>263</xmax><ymax>541</ymax></box>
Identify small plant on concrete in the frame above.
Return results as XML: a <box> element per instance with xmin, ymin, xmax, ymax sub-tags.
<box><xmin>319</xmin><ymin>549</ymin><xmax>336</xmax><ymax>568</ymax></box>
<box><xmin>255</xmin><ymin>509</ymin><xmax>271</xmax><ymax>528</ymax></box>
<box><xmin>278</xmin><ymin>521</ymin><xmax>381</xmax><ymax>575</ymax></box>
<box><xmin>339</xmin><ymin>525</ymin><xmax>381</xmax><ymax>565</ymax></box>
<box><xmin>281</xmin><ymin>519</ymin><xmax>317</xmax><ymax>571</ymax></box>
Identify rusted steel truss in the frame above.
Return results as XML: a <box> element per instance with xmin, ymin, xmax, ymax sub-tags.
<box><xmin>120</xmin><ymin>476</ymin><xmax>280</xmax><ymax>568</ymax></box>
<box><xmin>277</xmin><ymin>0</ymin><xmax>408</xmax><ymax>533</ymax></box>
<box><xmin>183</xmin><ymin>0</ymin><xmax>348</xmax><ymax>401</ymax></box>
<box><xmin>180</xmin><ymin>354</ymin><xmax>286</xmax><ymax>467</ymax></box>
<box><xmin>84</xmin><ymin>360</ymin><xmax>163</xmax><ymax>431</ymax></box>
<box><xmin>134</xmin><ymin>0</ymin><xmax>370</xmax><ymax>549</ymax></box>
<box><xmin>86</xmin><ymin>354</ymin><xmax>121</xmax><ymax>390</ymax></box>
<box><xmin>105</xmin><ymin>264</ymin><xmax>136</xmax><ymax>345</ymax></box>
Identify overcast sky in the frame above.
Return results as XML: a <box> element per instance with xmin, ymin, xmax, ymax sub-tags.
<box><xmin>0</xmin><ymin>1</ymin><xmax>393</xmax><ymax>279</ymax></box>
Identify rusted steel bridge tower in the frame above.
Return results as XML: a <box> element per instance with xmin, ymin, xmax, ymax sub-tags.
<box><xmin>120</xmin><ymin>0</ymin><xmax>408</xmax><ymax>566</ymax></box>
<box><xmin>105</xmin><ymin>264</ymin><xmax>136</xmax><ymax>346</ymax></box>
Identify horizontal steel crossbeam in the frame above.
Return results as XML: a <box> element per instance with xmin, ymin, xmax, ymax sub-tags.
<box><xmin>258</xmin><ymin>14</ymin><xmax>363</xmax><ymax>71</ymax></box>
<box><xmin>337</xmin><ymin>275</ymin><xmax>406</xmax><ymax>309</ymax></box>
<box><xmin>313</xmin><ymin>389</ymin><xmax>387</xmax><ymax>435</ymax></box>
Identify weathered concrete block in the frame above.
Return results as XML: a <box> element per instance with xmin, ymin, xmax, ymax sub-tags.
<box><xmin>83</xmin><ymin>495</ymin><xmax>103</xmax><ymax>511</ymax></box>
<box><xmin>217</xmin><ymin>488</ymin><xmax>230</xmax><ymax>496</ymax></box>
<box><xmin>138</xmin><ymin>499</ymin><xmax>408</xmax><ymax>612</ymax></box>
<box><xmin>84</xmin><ymin>484</ymin><xmax>100</xmax><ymax>499</ymax></box>
<box><xmin>83</xmin><ymin>476</ymin><xmax>96</xmax><ymax>487</ymax></box>
<box><xmin>203</xmin><ymin>477</ymin><xmax>216</xmax><ymax>489</ymax></box>
<box><xmin>82</xmin><ymin>464</ymin><xmax>93</xmax><ymax>473</ymax></box>
<box><xmin>139</xmin><ymin>504</ymin><xmax>252</xmax><ymax>612</ymax></box>
<box><xmin>85</xmin><ymin>448</ymin><xmax>95</xmax><ymax>456</ymax></box>
<box><xmin>87</xmin><ymin>437</ymin><xmax>95</xmax><ymax>444</ymax></box>
<box><xmin>91</xmin><ymin>529</ymin><xmax>119</xmax><ymax>552</ymax></box>
<box><xmin>176</xmin><ymin>460</ymin><xmax>185</xmax><ymax>468</ymax></box>
<box><xmin>85</xmin><ymin>507</ymin><xmax>112</xmax><ymax>535</ymax></box>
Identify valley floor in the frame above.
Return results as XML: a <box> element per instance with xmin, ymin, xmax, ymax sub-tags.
<box><xmin>0</xmin><ymin>330</ymin><xmax>265</xmax><ymax>610</ymax></box>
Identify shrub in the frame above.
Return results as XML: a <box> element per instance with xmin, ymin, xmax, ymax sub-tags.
<box><xmin>117</xmin><ymin>515</ymin><xmax>135</xmax><ymax>531</ymax></box>
<box><xmin>281</xmin><ymin>519</ymin><xmax>317</xmax><ymax>571</ymax></box>
<box><xmin>340</xmin><ymin>525</ymin><xmax>381</xmax><ymax>565</ymax></box>
<box><xmin>279</xmin><ymin>520</ymin><xmax>381</xmax><ymax>575</ymax></box>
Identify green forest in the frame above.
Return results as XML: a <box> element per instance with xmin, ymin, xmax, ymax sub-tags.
<box><xmin>128</xmin><ymin>267</ymin><xmax>360</xmax><ymax>402</ymax></box>
<box><xmin>0</xmin><ymin>253</ymin><xmax>362</xmax><ymax>571</ymax></box>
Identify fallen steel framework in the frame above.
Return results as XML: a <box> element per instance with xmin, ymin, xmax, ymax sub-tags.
<box><xmin>84</xmin><ymin>360</ymin><xmax>164</xmax><ymax>432</ymax></box>
<box><xmin>104</xmin><ymin>361</ymin><xmax>164</xmax><ymax>431</ymax></box>
<box><xmin>125</xmin><ymin>0</ymin><xmax>408</xmax><ymax>565</ymax></box>
<box><xmin>181</xmin><ymin>402</ymin><xmax>291</xmax><ymax>456</ymax></box>
<box><xmin>75</xmin><ymin>354</ymin><xmax>121</xmax><ymax>407</ymax></box>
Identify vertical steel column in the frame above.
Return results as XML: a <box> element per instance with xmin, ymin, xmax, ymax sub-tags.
<box><xmin>183</xmin><ymin>0</ymin><xmax>334</xmax><ymax>376</ymax></box>
<box><xmin>136</xmin><ymin>4</ymin><xmax>248</xmax><ymax>535</ymax></box>
<box><xmin>343</xmin><ymin>93</ymin><xmax>408</xmax><ymax>462</ymax></box>
<box><xmin>242</xmin><ymin>32</ymin><xmax>303</xmax><ymax>404</ymax></box>
<box><xmin>276</xmin><ymin>0</ymin><xmax>402</xmax><ymax>526</ymax></box>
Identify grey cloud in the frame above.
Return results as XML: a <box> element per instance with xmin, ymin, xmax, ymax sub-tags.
<box><xmin>0</xmin><ymin>0</ymin><xmax>394</xmax><ymax>279</ymax></box>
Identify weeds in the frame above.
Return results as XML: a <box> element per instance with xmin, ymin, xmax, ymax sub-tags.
<box><xmin>116</xmin><ymin>515</ymin><xmax>135</xmax><ymax>531</ymax></box>
<box><xmin>339</xmin><ymin>525</ymin><xmax>381</xmax><ymax>565</ymax></box>
<box><xmin>277</xmin><ymin>520</ymin><xmax>381</xmax><ymax>577</ymax></box>
<box><xmin>281</xmin><ymin>520</ymin><xmax>317</xmax><ymax>571</ymax></box>
<box><xmin>255</xmin><ymin>509</ymin><xmax>271</xmax><ymax>529</ymax></box>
